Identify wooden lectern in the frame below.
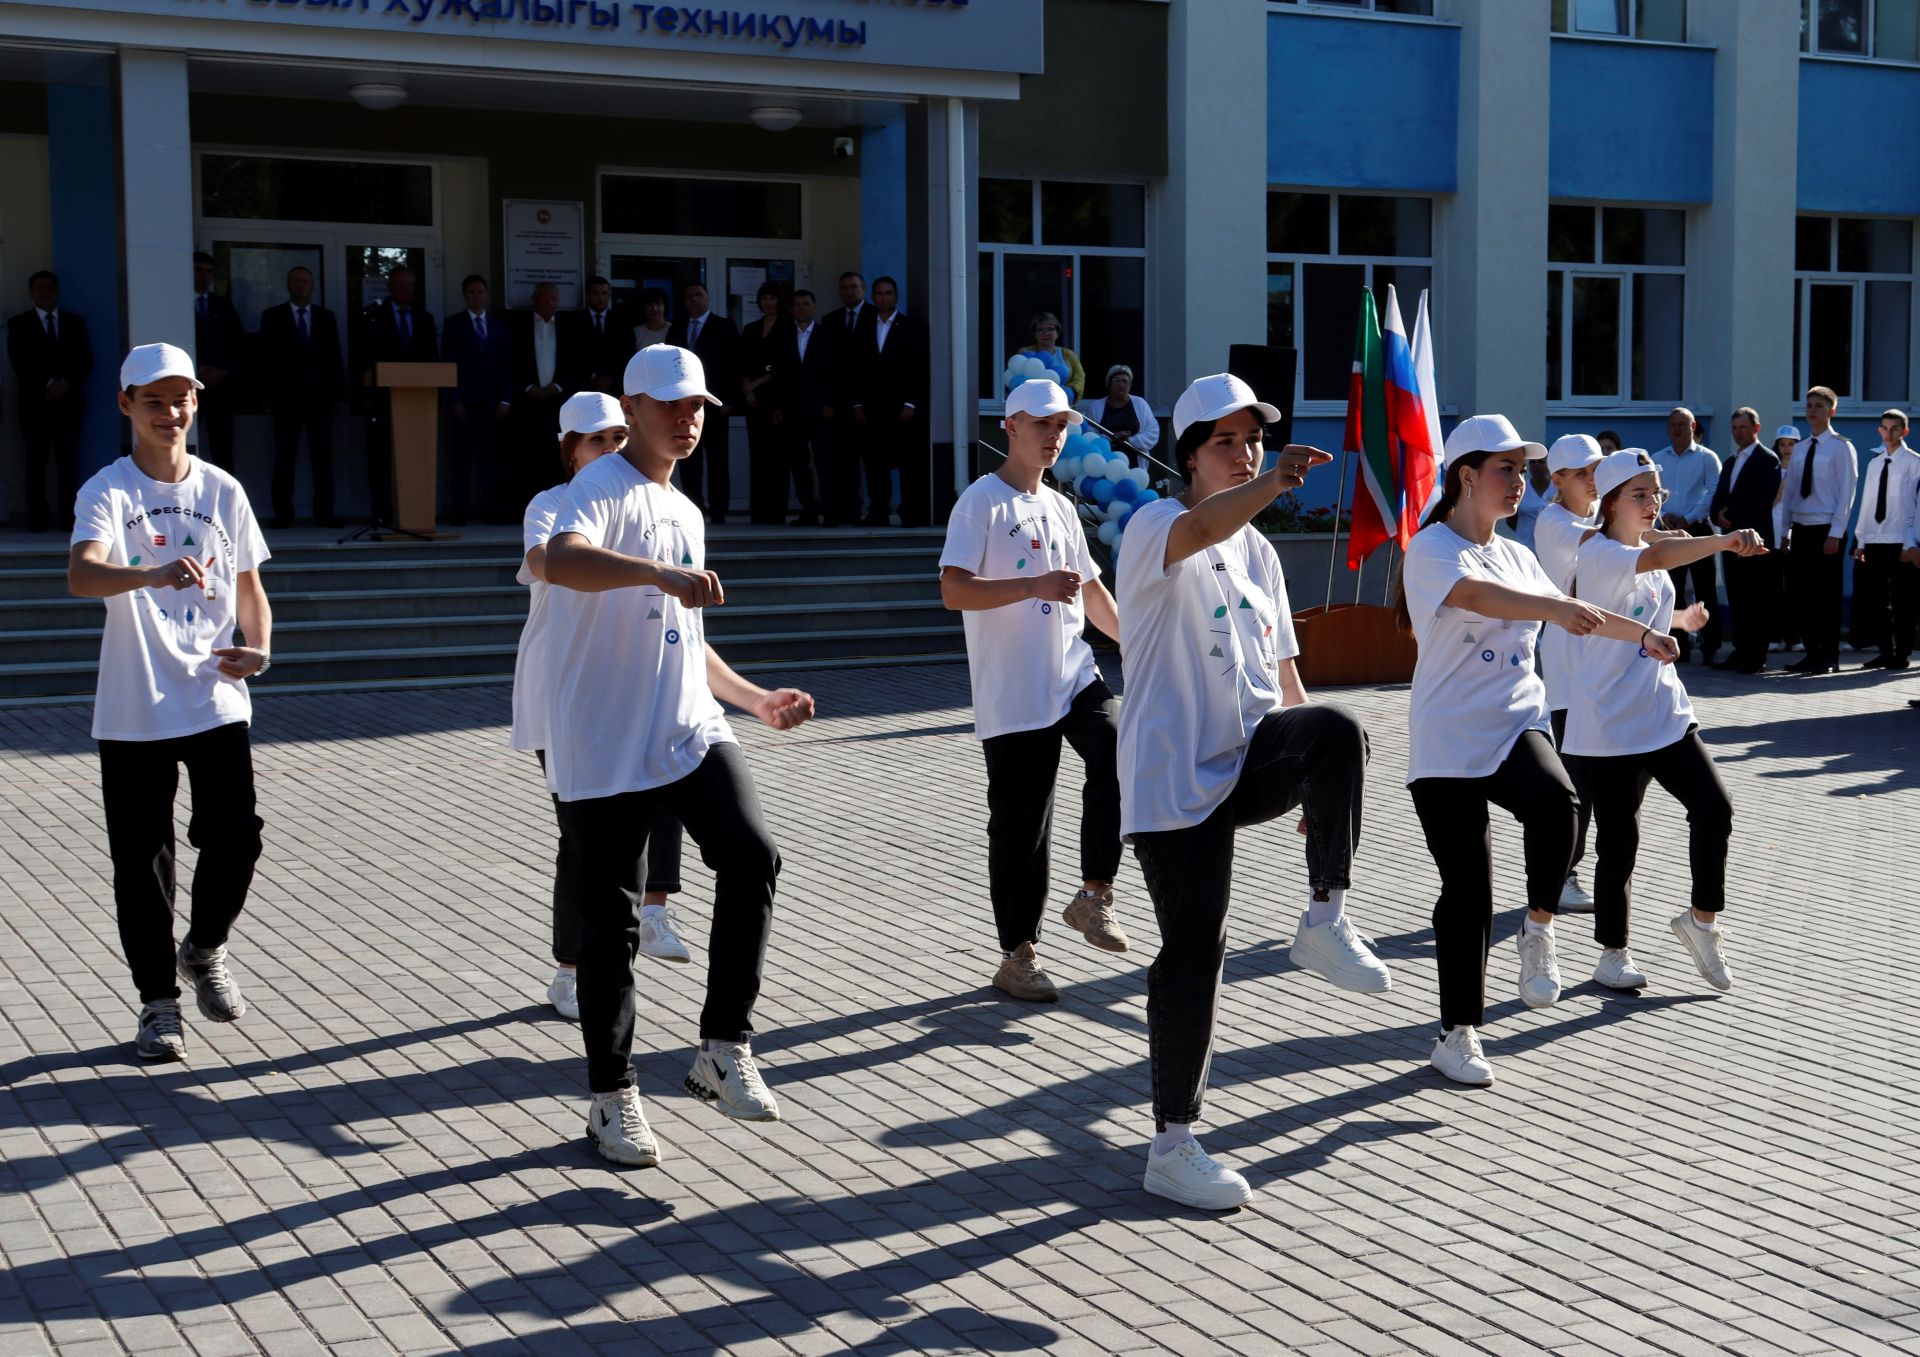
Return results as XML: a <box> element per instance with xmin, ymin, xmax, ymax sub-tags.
<box><xmin>377</xmin><ymin>361</ymin><xmax>457</xmax><ymax>538</ymax></box>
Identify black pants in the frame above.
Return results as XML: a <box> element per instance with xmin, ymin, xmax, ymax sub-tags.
<box><xmin>99</xmin><ymin>723</ymin><xmax>263</xmax><ymax>1004</ymax></box>
<box><xmin>535</xmin><ymin>750</ymin><xmax>682</xmax><ymax>966</ymax></box>
<box><xmin>980</xmin><ymin>679</ymin><xmax>1122</xmax><ymax>953</ymax></box>
<box><xmin>195</xmin><ymin>381</ymin><xmax>237</xmax><ymax>472</ymax></box>
<box><xmin>1410</xmin><ymin>730</ymin><xmax>1576</xmax><ymax>1031</ymax></box>
<box><xmin>745</xmin><ymin>409</ymin><xmax>790</xmax><ymax>525</ymax></box>
<box><xmin>683</xmin><ymin>412</ymin><xmax>732</xmax><ymax>519</ymax></box>
<box><xmin>1668</xmin><ymin>524</ymin><xmax>1723</xmax><ymax>654</ymax></box>
<box><xmin>784</xmin><ymin>412</ymin><xmax>824</xmax><ymax>520</ymax></box>
<box><xmin>18</xmin><ymin>400</ymin><xmax>81</xmax><ymax>529</ymax></box>
<box><xmin>1132</xmin><ymin>703</ymin><xmax>1369</xmax><ymax>1128</ymax></box>
<box><xmin>271</xmin><ymin>399</ymin><xmax>337</xmax><ymax>524</ymax></box>
<box><xmin>1722</xmin><ymin>550</ymin><xmax>1774</xmax><ymax>668</ymax></box>
<box><xmin>1789</xmin><ymin>524</ymin><xmax>1846</xmax><ymax>667</ymax></box>
<box><xmin>869</xmin><ymin>414</ymin><xmax>931</xmax><ymax>528</ymax></box>
<box><xmin>1548</xmin><ymin>709</ymin><xmax>1591</xmax><ymax>874</ymax></box>
<box><xmin>508</xmin><ymin>395</ymin><xmax>565</xmax><ymax>514</ymax></box>
<box><xmin>1852</xmin><ymin>543</ymin><xmax>1917</xmax><ymax>660</ymax></box>
<box><xmin>363</xmin><ymin>390</ymin><xmax>396</xmax><ymax>523</ymax></box>
<box><xmin>556</xmin><ymin>743</ymin><xmax>779</xmax><ymax>1092</ymax></box>
<box><xmin>1572</xmin><ymin>728</ymin><xmax>1732</xmax><ymax>949</ymax></box>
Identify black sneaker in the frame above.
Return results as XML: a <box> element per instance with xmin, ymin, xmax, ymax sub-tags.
<box><xmin>176</xmin><ymin>941</ymin><xmax>247</xmax><ymax>1023</ymax></box>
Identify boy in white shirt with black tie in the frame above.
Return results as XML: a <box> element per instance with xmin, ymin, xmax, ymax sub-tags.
<box><xmin>1853</xmin><ymin>409</ymin><xmax>1920</xmax><ymax>670</ymax></box>
<box><xmin>1783</xmin><ymin>387</ymin><xmax>1859</xmax><ymax>674</ymax></box>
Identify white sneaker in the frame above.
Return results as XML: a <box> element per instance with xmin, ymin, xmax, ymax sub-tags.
<box><xmin>1593</xmin><ymin>947</ymin><xmax>1647</xmax><ymax>991</ymax></box>
<box><xmin>686</xmin><ymin>1040</ymin><xmax>781</xmax><ymax>1122</ymax></box>
<box><xmin>135</xmin><ymin>1000</ymin><xmax>187</xmax><ymax>1062</ymax></box>
<box><xmin>586</xmin><ymin>1087</ymin><xmax>660</xmax><ymax>1167</ymax></box>
<box><xmin>1289</xmin><ymin>913</ymin><xmax>1392</xmax><ymax>993</ymax></box>
<box><xmin>1669</xmin><ymin>912</ymin><xmax>1732</xmax><ymax>992</ymax></box>
<box><xmin>1429</xmin><ymin>1026</ymin><xmax>1494</xmax><ymax>1086</ymax></box>
<box><xmin>637</xmin><ymin>909</ymin><xmax>692</xmax><ymax>964</ymax></box>
<box><xmin>1516</xmin><ymin>926</ymin><xmax>1563</xmax><ymax>1008</ymax></box>
<box><xmin>1143</xmin><ymin>1138</ymin><xmax>1252</xmax><ymax>1211</ymax></box>
<box><xmin>1558</xmin><ymin>872</ymin><xmax>1595</xmax><ymax>913</ymax></box>
<box><xmin>176</xmin><ymin>941</ymin><xmax>246</xmax><ymax>1023</ymax></box>
<box><xmin>547</xmin><ymin>967</ymin><xmax>580</xmax><ymax>1020</ymax></box>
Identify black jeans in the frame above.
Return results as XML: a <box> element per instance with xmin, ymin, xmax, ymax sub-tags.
<box><xmin>555</xmin><ymin>743</ymin><xmax>779</xmax><ymax>1092</ymax></box>
<box><xmin>1852</xmin><ymin>543</ymin><xmax>1917</xmax><ymax>660</ymax></box>
<box><xmin>1788</xmin><ymin>524</ymin><xmax>1846</xmax><ymax>666</ymax></box>
<box><xmin>99</xmin><ymin>722</ymin><xmax>264</xmax><ymax>1004</ymax></box>
<box><xmin>536</xmin><ymin>750</ymin><xmax>681</xmax><ymax>967</ymax></box>
<box><xmin>270</xmin><ymin>398</ymin><xmax>337</xmax><ymax>524</ymax></box>
<box><xmin>1669</xmin><ymin>524</ymin><xmax>1723</xmax><ymax>653</ymax></box>
<box><xmin>1410</xmin><ymin>730</ymin><xmax>1576</xmax><ymax>1031</ymax></box>
<box><xmin>1548</xmin><ymin>709</ymin><xmax>1591</xmax><ymax>874</ymax></box>
<box><xmin>1132</xmin><ymin>703</ymin><xmax>1369</xmax><ymax>1129</ymax></box>
<box><xmin>979</xmin><ymin>679</ymin><xmax>1122</xmax><ymax>953</ymax></box>
<box><xmin>1572</xmin><ymin>728</ymin><xmax>1732</xmax><ymax>949</ymax></box>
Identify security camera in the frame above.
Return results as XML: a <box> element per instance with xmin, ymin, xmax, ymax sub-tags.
<box><xmin>832</xmin><ymin>137</ymin><xmax>856</xmax><ymax>158</ymax></box>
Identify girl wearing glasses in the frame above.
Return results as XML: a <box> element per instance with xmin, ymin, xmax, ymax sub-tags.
<box><xmin>1562</xmin><ymin>450</ymin><xmax>1766</xmax><ymax>996</ymax></box>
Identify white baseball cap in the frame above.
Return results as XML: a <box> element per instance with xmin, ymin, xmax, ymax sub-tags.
<box><xmin>623</xmin><ymin>344</ymin><xmax>719</xmax><ymax>403</ymax></box>
<box><xmin>119</xmin><ymin>342</ymin><xmax>202</xmax><ymax>391</ymax></box>
<box><xmin>1774</xmin><ymin>424</ymin><xmax>1803</xmax><ymax>442</ymax></box>
<box><xmin>1594</xmin><ymin>448</ymin><xmax>1658</xmax><ymax>501</ymax></box>
<box><xmin>557</xmin><ymin>392</ymin><xmax>627</xmax><ymax>441</ymax></box>
<box><xmin>1005</xmin><ymin>378</ymin><xmax>1083</xmax><ymax>423</ymax></box>
<box><xmin>1442</xmin><ymin>413</ymin><xmax>1547</xmax><ymax>469</ymax></box>
<box><xmin>1172</xmin><ymin>373</ymin><xmax>1281</xmax><ymax>440</ymax></box>
<box><xmin>1547</xmin><ymin>433</ymin><xmax>1604</xmax><ymax>473</ymax></box>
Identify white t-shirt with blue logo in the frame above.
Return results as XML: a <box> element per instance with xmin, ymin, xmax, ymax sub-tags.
<box><xmin>1562</xmin><ymin>534</ymin><xmax>1695</xmax><ymax>757</ymax></box>
<box><xmin>71</xmin><ymin>456</ymin><xmax>270</xmax><ymax>742</ymax></box>
<box><xmin>1531</xmin><ymin>502</ymin><xmax>1596</xmax><ymax>714</ymax></box>
<box><xmin>1401</xmin><ymin>521</ymin><xmax>1557</xmax><ymax>784</ymax></box>
<box><xmin>541</xmin><ymin>454</ymin><xmax>736</xmax><ymax>802</ymax></box>
<box><xmin>509</xmin><ymin>484</ymin><xmax>566</xmax><ymax>754</ymax></box>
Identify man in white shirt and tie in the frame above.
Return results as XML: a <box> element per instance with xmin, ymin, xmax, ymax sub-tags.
<box><xmin>1852</xmin><ymin>409</ymin><xmax>1920</xmax><ymax>670</ymax></box>
<box><xmin>667</xmin><ymin>282</ymin><xmax>739</xmax><ymax>521</ymax></box>
<box><xmin>509</xmin><ymin>281</ymin><xmax>573</xmax><ymax>511</ymax></box>
<box><xmin>577</xmin><ymin>275</ymin><xmax>633</xmax><ymax>397</ymax></box>
<box><xmin>1783</xmin><ymin>386</ymin><xmax>1861</xmax><ymax>674</ymax></box>
<box><xmin>778</xmin><ymin>288</ymin><xmax>827</xmax><ymax>525</ymax></box>
<box><xmin>1652</xmin><ymin>406</ymin><xmax>1725</xmax><ymax>662</ymax></box>
<box><xmin>1708</xmin><ymin>406</ymin><xmax>1784</xmax><ymax>672</ymax></box>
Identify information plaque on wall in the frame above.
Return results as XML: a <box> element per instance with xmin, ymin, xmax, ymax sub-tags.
<box><xmin>503</xmin><ymin>200</ymin><xmax>584</xmax><ymax>310</ymax></box>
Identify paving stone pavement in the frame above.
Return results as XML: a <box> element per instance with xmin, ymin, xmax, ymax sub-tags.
<box><xmin>0</xmin><ymin>657</ymin><xmax>1916</xmax><ymax>1357</ymax></box>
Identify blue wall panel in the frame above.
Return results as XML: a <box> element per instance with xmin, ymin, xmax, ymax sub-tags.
<box><xmin>46</xmin><ymin>78</ymin><xmax>123</xmax><ymax>478</ymax></box>
<box><xmin>1549</xmin><ymin>39</ymin><xmax>1713</xmax><ymax>203</ymax></box>
<box><xmin>1798</xmin><ymin>60</ymin><xmax>1920</xmax><ymax>215</ymax></box>
<box><xmin>860</xmin><ymin>114</ymin><xmax>910</xmax><ymax>304</ymax></box>
<box><xmin>1267</xmin><ymin>14</ymin><xmax>1459</xmax><ymax>191</ymax></box>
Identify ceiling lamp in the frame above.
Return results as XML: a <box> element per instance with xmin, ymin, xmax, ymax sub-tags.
<box><xmin>749</xmin><ymin>105</ymin><xmax>803</xmax><ymax>133</ymax></box>
<box><xmin>349</xmin><ymin>83</ymin><xmax>409</xmax><ymax>112</ymax></box>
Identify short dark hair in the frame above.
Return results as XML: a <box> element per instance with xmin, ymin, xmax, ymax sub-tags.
<box><xmin>387</xmin><ymin>265</ymin><xmax>414</xmax><ymax>278</ymax></box>
<box><xmin>1171</xmin><ymin>419</ymin><xmax>1215</xmax><ymax>484</ymax></box>
<box><xmin>640</xmin><ymin>287</ymin><xmax>668</xmax><ymax>309</ymax></box>
<box><xmin>587</xmin><ymin>274</ymin><xmax>610</xmax><ymax>288</ymax></box>
<box><xmin>839</xmin><ymin>271</ymin><xmax>865</xmax><ymax>284</ymax></box>
<box><xmin>192</xmin><ymin>251</ymin><xmax>213</xmax><ymax>266</ymax></box>
<box><xmin>872</xmin><ymin>275</ymin><xmax>898</xmax><ymax>292</ymax></box>
<box><xmin>756</xmin><ymin>280</ymin><xmax>783</xmax><ymax>303</ymax></box>
<box><xmin>27</xmin><ymin>269</ymin><xmax>56</xmax><ymax>288</ymax></box>
<box><xmin>461</xmin><ymin>273</ymin><xmax>487</xmax><ymax>290</ymax></box>
<box><xmin>287</xmin><ymin>265</ymin><xmax>314</xmax><ymax>283</ymax></box>
<box><xmin>792</xmin><ymin>288</ymin><xmax>815</xmax><ymax>303</ymax></box>
<box><xmin>532</xmin><ymin>281</ymin><xmax>559</xmax><ymax>296</ymax></box>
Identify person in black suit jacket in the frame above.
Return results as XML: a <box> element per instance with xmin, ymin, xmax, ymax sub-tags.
<box><xmin>775</xmin><ymin>288</ymin><xmax>832</xmax><ymax>525</ymax></box>
<box><xmin>353</xmin><ymin>266</ymin><xmax>437</xmax><ymax>524</ymax></box>
<box><xmin>825</xmin><ymin>272</ymin><xmax>878</xmax><ymax>526</ymax></box>
<box><xmin>442</xmin><ymin>274</ymin><xmax>516</xmax><ymax>524</ymax></box>
<box><xmin>846</xmin><ymin>278</ymin><xmax>931</xmax><ymax>528</ymax></box>
<box><xmin>258</xmin><ymin>266</ymin><xmax>345</xmax><ymax>528</ymax></box>
<box><xmin>191</xmin><ymin>251</ymin><xmax>247</xmax><ymax>473</ymax></box>
<box><xmin>575</xmin><ymin>275</ymin><xmax>633</xmax><ymax>397</ymax></box>
<box><xmin>6</xmin><ymin>271</ymin><xmax>92</xmax><ymax>531</ymax></box>
<box><xmin>1708</xmin><ymin>405</ymin><xmax>1784</xmax><ymax>673</ymax></box>
<box><xmin>507</xmin><ymin>281</ymin><xmax>580</xmax><ymax>512</ymax></box>
<box><xmin>666</xmin><ymin>281</ymin><xmax>740</xmax><ymax>522</ymax></box>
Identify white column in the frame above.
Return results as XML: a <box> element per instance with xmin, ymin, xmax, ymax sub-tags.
<box><xmin>119</xmin><ymin>48</ymin><xmax>195</xmax><ymax>357</ymax></box>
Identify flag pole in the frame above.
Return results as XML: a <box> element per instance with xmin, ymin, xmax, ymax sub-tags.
<box><xmin>1325</xmin><ymin>451</ymin><xmax>1350</xmax><ymax>611</ymax></box>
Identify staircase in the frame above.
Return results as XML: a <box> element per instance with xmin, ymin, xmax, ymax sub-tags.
<box><xmin>0</xmin><ymin>526</ymin><xmax>963</xmax><ymax>703</ymax></box>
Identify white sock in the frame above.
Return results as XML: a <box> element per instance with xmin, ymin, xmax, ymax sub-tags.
<box><xmin>1689</xmin><ymin>912</ymin><xmax>1716</xmax><ymax>931</ymax></box>
<box><xmin>641</xmin><ymin>903</ymin><xmax>666</xmax><ymax>918</ymax></box>
<box><xmin>1152</xmin><ymin>1124</ymin><xmax>1195</xmax><ymax>1157</ymax></box>
<box><xmin>1305</xmin><ymin>890</ymin><xmax>1346</xmax><ymax>927</ymax></box>
<box><xmin>1523</xmin><ymin>915</ymin><xmax>1554</xmax><ymax>936</ymax></box>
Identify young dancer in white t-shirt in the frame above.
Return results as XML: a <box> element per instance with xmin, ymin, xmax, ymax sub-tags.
<box><xmin>1397</xmin><ymin>417</ymin><xmax>1679</xmax><ymax>1088</ymax></box>
<box><xmin>542</xmin><ymin>346</ymin><xmax>816</xmax><ymax>1167</ymax></box>
<box><xmin>1118</xmin><ymin>374</ymin><xmax>1389</xmax><ymax>1211</ymax></box>
<box><xmin>67</xmin><ymin>344</ymin><xmax>273</xmax><ymax>1062</ymax></box>
<box><xmin>939</xmin><ymin>378</ymin><xmax>1128</xmax><ymax>1004</ymax></box>
<box><xmin>1564</xmin><ymin>450</ymin><xmax>1765</xmax><ymax>993</ymax></box>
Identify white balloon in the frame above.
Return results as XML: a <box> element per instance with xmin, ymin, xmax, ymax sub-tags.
<box><xmin>1023</xmin><ymin>357</ymin><xmax>1050</xmax><ymax>378</ymax></box>
<box><xmin>1104</xmin><ymin>499</ymin><xmax>1128</xmax><ymax>521</ymax></box>
<box><xmin>1055</xmin><ymin>456</ymin><xmax>1080</xmax><ymax>483</ymax></box>
<box><xmin>1097</xmin><ymin>520</ymin><xmax>1120</xmax><ymax>545</ymax></box>
<box><xmin>1128</xmin><ymin>466</ymin><xmax>1150</xmax><ymax>488</ymax></box>
<box><xmin>1102</xmin><ymin>457</ymin><xmax>1129</xmax><ymax>482</ymax></box>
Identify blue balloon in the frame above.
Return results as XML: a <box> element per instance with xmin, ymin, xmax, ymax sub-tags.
<box><xmin>1007</xmin><ymin>373</ymin><xmax>1028</xmax><ymax>390</ymax></box>
<box><xmin>1135</xmin><ymin>487</ymin><xmax>1160</xmax><ymax>504</ymax></box>
<box><xmin>1062</xmin><ymin>430</ymin><xmax>1090</xmax><ymax>456</ymax></box>
<box><xmin>1111</xmin><ymin>478</ymin><xmax>1140</xmax><ymax>504</ymax></box>
<box><xmin>1118</xmin><ymin>506</ymin><xmax>1136</xmax><ymax>532</ymax></box>
<box><xmin>1090</xmin><ymin>478</ymin><xmax>1117</xmax><ymax>505</ymax></box>
<box><xmin>1077</xmin><ymin>475</ymin><xmax>1102</xmax><ymax>500</ymax></box>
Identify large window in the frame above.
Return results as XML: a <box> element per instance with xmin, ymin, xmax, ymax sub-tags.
<box><xmin>1546</xmin><ymin>204</ymin><xmax>1686</xmax><ymax>405</ymax></box>
<box><xmin>199</xmin><ymin>154</ymin><xmax>434</xmax><ymax>226</ymax></box>
<box><xmin>977</xmin><ymin>178</ymin><xmax>1148</xmax><ymax>405</ymax></box>
<box><xmin>1269</xmin><ymin>0</ymin><xmax>1435</xmax><ymax>14</ymax></box>
<box><xmin>1794</xmin><ymin>215</ymin><xmax>1913</xmax><ymax>402</ymax></box>
<box><xmin>600</xmin><ymin>174</ymin><xmax>802</xmax><ymax>239</ymax></box>
<box><xmin>1801</xmin><ymin>0</ymin><xmax>1920</xmax><ymax>61</ymax></box>
<box><xmin>1551</xmin><ymin>0</ymin><xmax>1687</xmax><ymax>40</ymax></box>
<box><xmin>1265</xmin><ymin>191</ymin><xmax>1433</xmax><ymax>405</ymax></box>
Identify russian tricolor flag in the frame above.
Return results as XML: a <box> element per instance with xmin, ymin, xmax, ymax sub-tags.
<box><xmin>1382</xmin><ymin>286</ymin><xmax>1439</xmax><ymax>547</ymax></box>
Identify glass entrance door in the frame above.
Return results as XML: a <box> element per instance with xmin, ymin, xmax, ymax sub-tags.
<box><xmin>608</xmin><ymin>254</ymin><xmax>706</xmax><ymax>330</ymax></box>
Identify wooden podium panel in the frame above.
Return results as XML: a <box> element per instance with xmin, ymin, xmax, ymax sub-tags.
<box><xmin>1292</xmin><ymin>604</ymin><xmax>1417</xmax><ymax>686</ymax></box>
<box><xmin>377</xmin><ymin>361</ymin><xmax>457</xmax><ymax>537</ymax></box>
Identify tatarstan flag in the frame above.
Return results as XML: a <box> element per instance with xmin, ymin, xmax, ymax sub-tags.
<box><xmin>1343</xmin><ymin>288</ymin><xmax>1394</xmax><ymax>570</ymax></box>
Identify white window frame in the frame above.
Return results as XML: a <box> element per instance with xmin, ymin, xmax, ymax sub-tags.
<box><xmin>1264</xmin><ymin>189</ymin><xmax>1436</xmax><ymax>415</ymax></box>
<box><xmin>1551</xmin><ymin>0</ymin><xmax>1688</xmax><ymax>41</ymax></box>
<box><xmin>1546</xmin><ymin>202</ymin><xmax>1689</xmax><ymax>412</ymax></box>
<box><xmin>976</xmin><ymin>177</ymin><xmax>1151</xmax><ymax>414</ymax></box>
<box><xmin>1800</xmin><ymin>0</ymin><xmax>1920</xmax><ymax>63</ymax></box>
<box><xmin>1268</xmin><ymin>0</ymin><xmax>1436</xmax><ymax>15</ymax></box>
<box><xmin>1792</xmin><ymin>213</ymin><xmax>1916</xmax><ymax>410</ymax></box>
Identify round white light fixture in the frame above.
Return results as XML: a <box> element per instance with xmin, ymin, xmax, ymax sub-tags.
<box><xmin>349</xmin><ymin>83</ymin><xmax>409</xmax><ymax>112</ymax></box>
<box><xmin>749</xmin><ymin>105</ymin><xmax>803</xmax><ymax>133</ymax></box>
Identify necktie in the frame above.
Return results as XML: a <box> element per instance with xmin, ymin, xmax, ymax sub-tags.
<box><xmin>296</xmin><ymin>308</ymin><xmax>309</xmax><ymax>343</ymax></box>
<box><xmin>196</xmin><ymin>294</ymin><xmax>208</xmax><ymax>321</ymax></box>
<box><xmin>43</xmin><ymin>312</ymin><xmax>55</xmax><ymax>341</ymax></box>
<box><xmin>689</xmin><ymin>317</ymin><xmax>702</xmax><ymax>348</ymax></box>
<box><xmin>594</xmin><ymin>311</ymin><xmax>604</xmax><ymax>334</ymax></box>
<box><xmin>399</xmin><ymin>308</ymin><xmax>412</xmax><ymax>345</ymax></box>
<box><xmin>476</xmin><ymin>314</ymin><xmax>486</xmax><ymax>341</ymax></box>
<box><xmin>1801</xmin><ymin>436</ymin><xmax>1818</xmax><ymax>500</ymax></box>
<box><xmin>1877</xmin><ymin>455</ymin><xmax>1891</xmax><ymax>521</ymax></box>
<box><xmin>845</xmin><ymin>308</ymin><xmax>857</xmax><ymax>334</ymax></box>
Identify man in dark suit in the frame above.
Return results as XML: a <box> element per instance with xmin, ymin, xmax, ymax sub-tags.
<box><xmin>847</xmin><ymin>277</ymin><xmax>930</xmax><ymax>528</ymax></box>
<box><xmin>825</xmin><ymin>272</ymin><xmax>877</xmax><ymax>526</ymax></box>
<box><xmin>666</xmin><ymin>281</ymin><xmax>739</xmax><ymax>521</ymax></box>
<box><xmin>1709</xmin><ymin>405</ymin><xmax>1784</xmax><ymax>673</ymax></box>
<box><xmin>507</xmin><ymin>281</ymin><xmax>578</xmax><ymax>512</ymax></box>
<box><xmin>191</xmin><ymin>251</ymin><xmax>246</xmax><ymax>472</ymax></box>
<box><xmin>353</xmin><ymin>265</ymin><xmax>437</xmax><ymax>524</ymax></box>
<box><xmin>776</xmin><ymin>288</ymin><xmax>832</xmax><ymax>526</ymax></box>
<box><xmin>574</xmin><ymin>275</ymin><xmax>633</xmax><ymax>398</ymax></box>
<box><xmin>258</xmin><ymin>265</ymin><xmax>345</xmax><ymax>529</ymax></box>
<box><xmin>442</xmin><ymin>274</ymin><xmax>515</xmax><ymax>525</ymax></box>
<box><xmin>6</xmin><ymin>270</ymin><xmax>92</xmax><ymax>531</ymax></box>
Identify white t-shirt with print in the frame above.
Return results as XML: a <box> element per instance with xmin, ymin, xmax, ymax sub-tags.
<box><xmin>540</xmin><ymin>454</ymin><xmax>736</xmax><ymax>802</ymax></box>
<box><xmin>509</xmin><ymin>484</ymin><xmax>566</xmax><ymax>753</ymax></box>
<box><xmin>71</xmin><ymin>456</ymin><xmax>270</xmax><ymax>742</ymax></box>
<box><xmin>1115</xmin><ymin>497</ymin><xmax>1299</xmax><ymax>837</ymax></box>
<box><xmin>1563</xmin><ymin>534</ymin><xmax>1695</xmax><ymax>757</ymax></box>
<box><xmin>1531</xmin><ymin>502</ymin><xmax>1596</xmax><ymax>714</ymax></box>
<box><xmin>1401</xmin><ymin>522</ymin><xmax>1557</xmax><ymax>784</ymax></box>
<box><xmin>938</xmin><ymin>473</ymin><xmax>1101</xmax><ymax>741</ymax></box>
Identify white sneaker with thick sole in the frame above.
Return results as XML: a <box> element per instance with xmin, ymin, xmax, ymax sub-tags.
<box><xmin>1669</xmin><ymin>912</ymin><xmax>1732</xmax><ymax>992</ymax></box>
<box><xmin>1289</xmin><ymin>913</ymin><xmax>1392</xmax><ymax>993</ymax></box>
<box><xmin>1516</xmin><ymin>926</ymin><xmax>1563</xmax><ymax>1008</ymax></box>
<box><xmin>1143</xmin><ymin>1138</ymin><xmax>1252</xmax><ymax>1211</ymax></box>
<box><xmin>586</xmin><ymin>1087</ymin><xmax>660</xmax><ymax>1167</ymax></box>
<box><xmin>547</xmin><ymin>967</ymin><xmax>580</xmax><ymax>1019</ymax></box>
<box><xmin>637</xmin><ymin>909</ymin><xmax>692</xmax><ymax>964</ymax></box>
<box><xmin>176</xmin><ymin>941</ymin><xmax>246</xmax><ymax>1023</ymax></box>
<box><xmin>686</xmin><ymin>1041</ymin><xmax>781</xmax><ymax>1122</ymax></box>
<box><xmin>135</xmin><ymin>1000</ymin><xmax>187</xmax><ymax>1062</ymax></box>
<box><xmin>1592</xmin><ymin>947</ymin><xmax>1647</xmax><ymax>990</ymax></box>
<box><xmin>1430</xmin><ymin>1026</ymin><xmax>1494</xmax><ymax>1086</ymax></box>
<box><xmin>1558</xmin><ymin>872</ymin><xmax>1595</xmax><ymax>913</ymax></box>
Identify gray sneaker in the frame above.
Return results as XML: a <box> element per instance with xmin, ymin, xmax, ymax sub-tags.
<box><xmin>686</xmin><ymin>1040</ymin><xmax>781</xmax><ymax>1122</ymax></box>
<box><xmin>135</xmin><ymin>1000</ymin><xmax>187</xmax><ymax>1062</ymax></box>
<box><xmin>176</xmin><ymin>941</ymin><xmax>247</xmax><ymax>1022</ymax></box>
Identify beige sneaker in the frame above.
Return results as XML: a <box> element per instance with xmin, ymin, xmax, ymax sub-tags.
<box><xmin>1062</xmin><ymin>888</ymin><xmax>1130</xmax><ymax>953</ymax></box>
<box><xmin>992</xmin><ymin>942</ymin><xmax>1060</xmax><ymax>1003</ymax></box>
